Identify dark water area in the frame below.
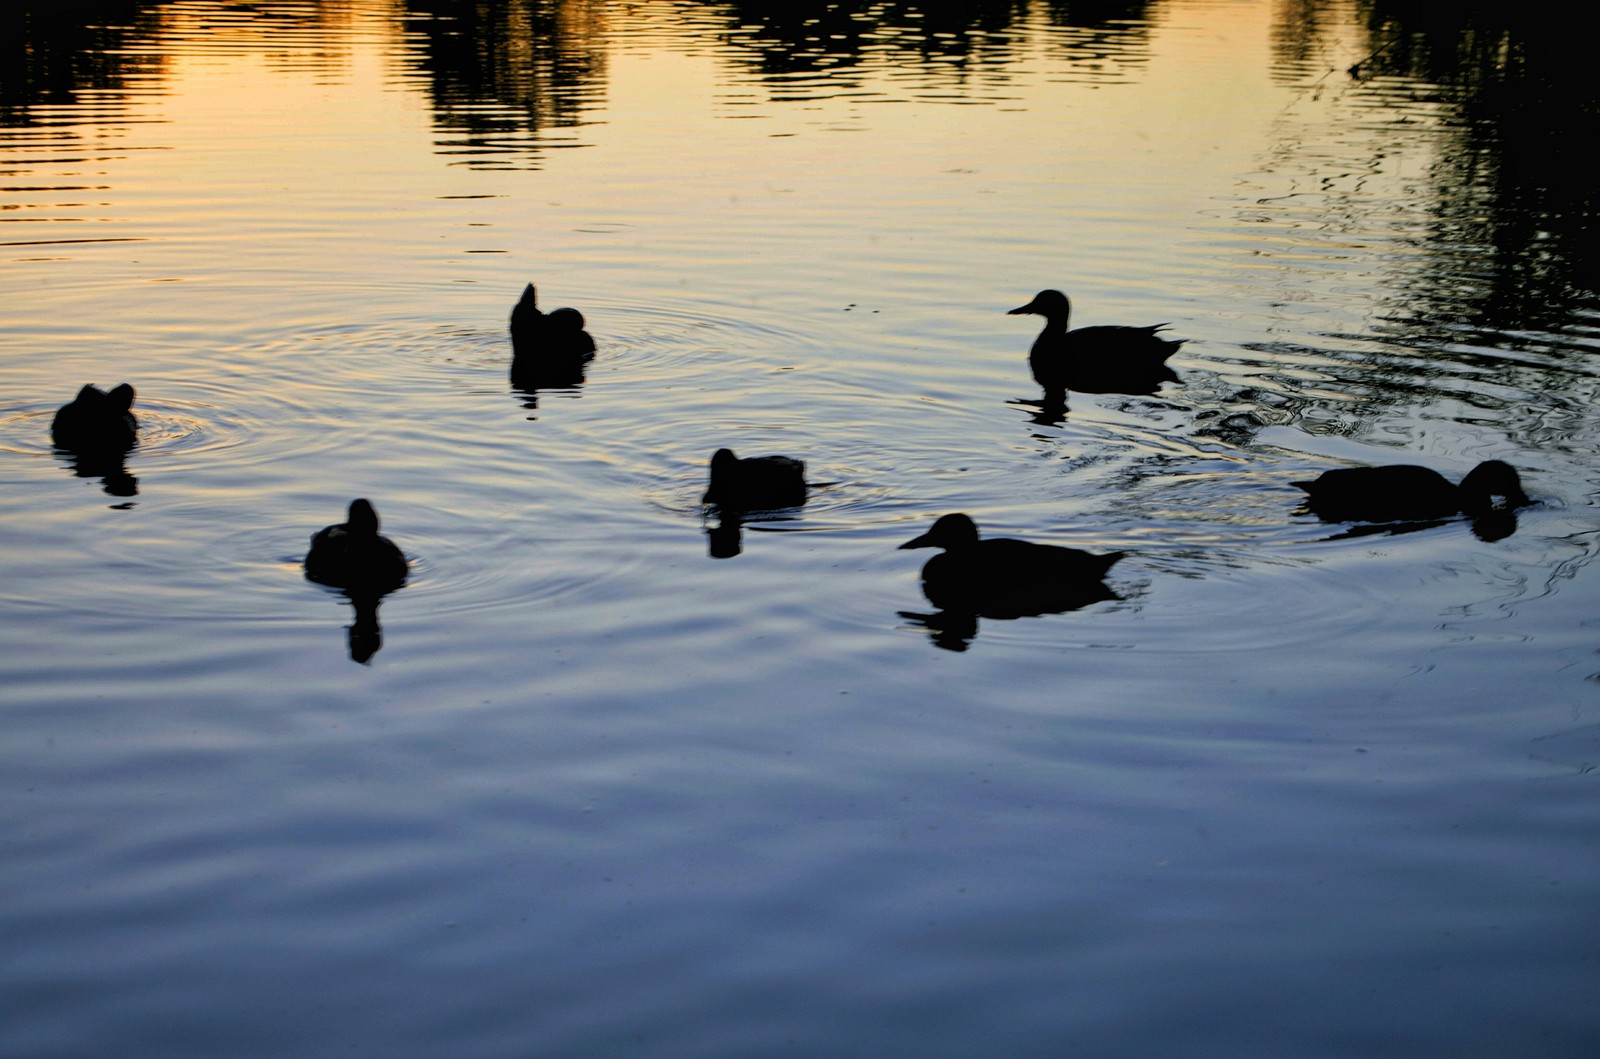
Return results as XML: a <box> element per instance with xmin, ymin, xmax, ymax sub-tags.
<box><xmin>3</xmin><ymin>1</ymin><xmax>1599</xmax><ymax>1056</ymax></box>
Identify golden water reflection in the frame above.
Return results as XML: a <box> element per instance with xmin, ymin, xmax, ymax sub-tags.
<box><xmin>2</xmin><ymin>2</ymin><xmax>1596</xmax><ymax>487</ymax></box>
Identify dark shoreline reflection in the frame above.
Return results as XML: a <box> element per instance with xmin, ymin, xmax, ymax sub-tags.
<box><xmin>1356</xmin><ymin>1</ymin><xmax>1598</xmax><ymax>341</ymax></box>
<box><xmin>393</xmin><ymin>0</ymin><xmax>1170</xmax><ymax>166</ymax></box>
<box><xmin>711</xmin><ymin>0</ymin><xmax>1162</xmax><ymax>87</ymax></box>
<box><xmin>6</xmin><ymin>0</ymin><xmax>1196</xmax><ymax>175</ymax></box>
<box><xmin>0</xmin><ymin>2</ymin><xmax>166</xmax><ymax>119</ymax></box>
<box><xmin>1257</xmin><ymin>0</ymin><xmax>1600</xmax><ymax>438</ymax></box>
<box><xmin>400</xmin><ymin>0</ymin><xmax>609</xmax><ymax>169</ymax></box>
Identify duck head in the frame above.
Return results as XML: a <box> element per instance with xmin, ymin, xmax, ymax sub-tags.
<box><xmin>1007</xmin><ymin>289</ymin><xmax>1071</xmax><ymax>320</ymax></box>
<box><xmin>106</xmin><ymin>383</ymin><xmax>136</xmax><ymax>412</ymax></box>
<box><xmin>512</xmin><ymin>285</ymin><xmax>586</xmax><ymax>329</ymax></box>
<box><xmin>545</xmin><ymin>306</ymin><xmax>587</xmax><ymax>333</ymax></box>
<box><xmin>346</xmin><ymin>498</ymin><xmax>381</xmax><ymax>536</ymax></box>
<box><xmin>702</xmin><ymin>448</ymin><xmax>739</xmax><ymax>503</ymax></box>
<box><xmin>1458</xmin><ymin>460</ymin><xmax>1530</xmax><ymax>512</ymax></box>
<box><xmin>900</xmin><ymin>513</ymin><xmax>981</xmax><ymax>551</ymax></box>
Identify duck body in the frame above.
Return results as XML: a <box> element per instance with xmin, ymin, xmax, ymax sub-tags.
<box><xmin>702</xmin><ymin>448</ymin><xmax>807</xmax><ymax>511</ymax></box>
<box><xmin>900</xmin><ymin>513</ymin><xmax>1123</xmax><ymax>617</ymax></box>
<box><xmin>304</xmin><ymin>499</ymin><xmax>409</xmax><ymax>590</ymax></box>
<box><xmin>509</xmin><ymin>283</ymin><xmax>595</xmax><ymax>383</ymax></box>
<box><xmin>51</xmin><ymin>383</ymin><xmax>138</xmax><ymax>451</ymax></box>
<box><xmin>1009</xmin><ymin>290</ymin><xmax>1181</xmax><ymax>397</ymax></box>
<box><xmin>1292</xmin><ymin>460</ymin><xmax>1529</xmax><ymax>523</ymax></box>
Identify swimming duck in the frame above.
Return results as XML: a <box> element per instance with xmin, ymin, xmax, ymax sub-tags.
<box><xmin>304</xmin><ymin>499</ymin><xmax>409</xmax><ymax>590</ymax></box>
<box><xmin>509</xmin><ymin>283</ymin><xmax>595</xmax><ymax>359</ymax></box>
<box><xmin>899</xmin><ymin>513</ymin><xmax>1123</xmax><ymax>616</ymax></box>
<box><xmin>702</xmin><ymin>448</ymin><xmax>807</xmax><ymax>510</ymax></box>
<box><xmin>51</xmin><ymin>383</ymin><xmax>138</xmax><ymax>451</ymax></box>
<box><xmin>1008</xmin><ymin>289</ymin><xmax>1182</xmax><ymax>399</ymax></box>
<box><xmin>1292</xmin><ymin>460</ymin><xmax>1530</xmax><ymax>523</ymax></box>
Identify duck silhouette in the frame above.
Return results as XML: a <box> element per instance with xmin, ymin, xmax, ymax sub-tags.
<box><xmin>51</xmin><ymin>383</ymin><xmax>138</xmax><ymax>452</ymax></box>
<box><xmin>304</xmin><ymin>499</ymin><xmax>409</xmax><ymax>590</ymax></box>
<box><xmin>1292</xmin><ymin>460</ymin><xmax>1530</xmax><ymax>525</ymax></box>
<box><xmin>899</xmin><ymin>513</ymin><xmax>1124</xmax><ymax>618</ymax></box>
<box><xmin>509</xmin><ymin>283</ymin><xmax>594</xmax><ymax>390</ymax></box>
<box><xmin>701</xmin><ymin>448</ymin><xmax>807</xmax><ymax>511</ymax></box>
<box><xmin>1008</xmin><ymin>290</ymin><xmax>1182</xmax><ymax>402</ymax></box>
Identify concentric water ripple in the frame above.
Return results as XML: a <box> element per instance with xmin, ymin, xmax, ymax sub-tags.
<box><xmin>0</xmin><ymin>406</ymin><xmax>62</xmax><ymax>458</ymax></box>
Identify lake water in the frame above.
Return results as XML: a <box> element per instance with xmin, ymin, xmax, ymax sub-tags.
<box><xmin>3</xmin><ymin>1</ymin><xmax>1598</xmax><ymax>1055</ymax></box>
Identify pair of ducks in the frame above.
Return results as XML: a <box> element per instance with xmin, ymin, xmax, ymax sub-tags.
<box><xmin>49</xmin><ymin>383</ymin><xmax>407</xmax><ymax>595</ymax></box>
<box><xmin>300</xmin><ymin>285</ymin><xmax>596</xmax><ymax>591</ymax></box>
<box><xmin>508</xmin><ymin>283</ymin><xmax>1185</xmax><ymax>402</ymax></box>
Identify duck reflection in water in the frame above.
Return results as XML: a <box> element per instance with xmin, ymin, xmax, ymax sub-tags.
<box><xmin>701</xmin><ymin>448</ymin><xmax>807</xmax><ymax>558</ymax></box>
<box><xmin>1008</xmin><ymin>290</ymin><xmax>1182</xmax><ymax>410</ymax></box>
<box><xmin>509</xmin><ymin>283</ymin><xmax>595</xmax><ymax>404</ymax></box>
<box><xmin>304</xmin><ymin>499</ymin><xmax>410</xmax><ymax>663</ymax></box>
<box><xmin>51</xmin><ymin>383</ymin><xmax>140</xmax><ymax>497</ymax></box>
<box><xmin>1293</xmin><ymin>460</ymin><xmax>1530</xmax><ymax>543</ymax></box>
<box><xmin>898</xmin><ymin>513</ymin><xmax>1124</xmax><ymax>651</ymax></box>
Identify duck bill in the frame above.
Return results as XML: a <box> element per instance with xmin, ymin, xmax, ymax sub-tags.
<box><xmin>1006</xmin><ymin>303</ymin><xmax>1037</xmax><ymax>316</ymax></box>
<box><xmin>899</xmin><ymin>532</ymin><xmax>936</xmax><ymax>550</ymax></box>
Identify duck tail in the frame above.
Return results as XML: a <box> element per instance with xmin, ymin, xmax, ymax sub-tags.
<box><xmin>1142</xmin><ymin>325</ymin><xmax>1183</xmax><ymax>359</ymax></box>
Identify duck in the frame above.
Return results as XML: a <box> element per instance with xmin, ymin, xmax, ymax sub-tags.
<box><xmin>1008</xmin><ymin>289</ymin><xmax>1182</xmax><ymax>399</ymax></box>
<box><xmin>701</xmin><ymin>448</ymin><xmax>806</xmax><ymax>510</ymax></box>
<box><xmin>509</xmin><ymin>283</ymin><xmax>595</xmax><ymax>360</ymax></box>
<box><xmin>899</xmin><ymin>513</ymin><xmax>1124</xmax><ymax>616</ymax></box>
<box><xmin>51</xmin><ymin>383</ymin><xmax>138</xmax><ymax>451</ymax></box>
<box><xmin>304</xmin><ymin>499</ymin><xmax>409</xmax><ymax>590</ymax></box>
<box><xmin>1292</xmin><ymin>460</ymin><xmax>1530</xmax><ymax>523</ymax></box>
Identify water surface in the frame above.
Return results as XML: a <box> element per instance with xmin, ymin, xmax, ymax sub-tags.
<box><xmin>3</xmin><ymin>2</ymin><xmax>1598</xmax><ymax>1056</ymax></box>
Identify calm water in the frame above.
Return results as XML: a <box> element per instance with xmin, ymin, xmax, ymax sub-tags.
<box><xmin>3</xmin><ymin>1</ymin><xmax>1599</xmax><ymax>1055</ymax></box>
